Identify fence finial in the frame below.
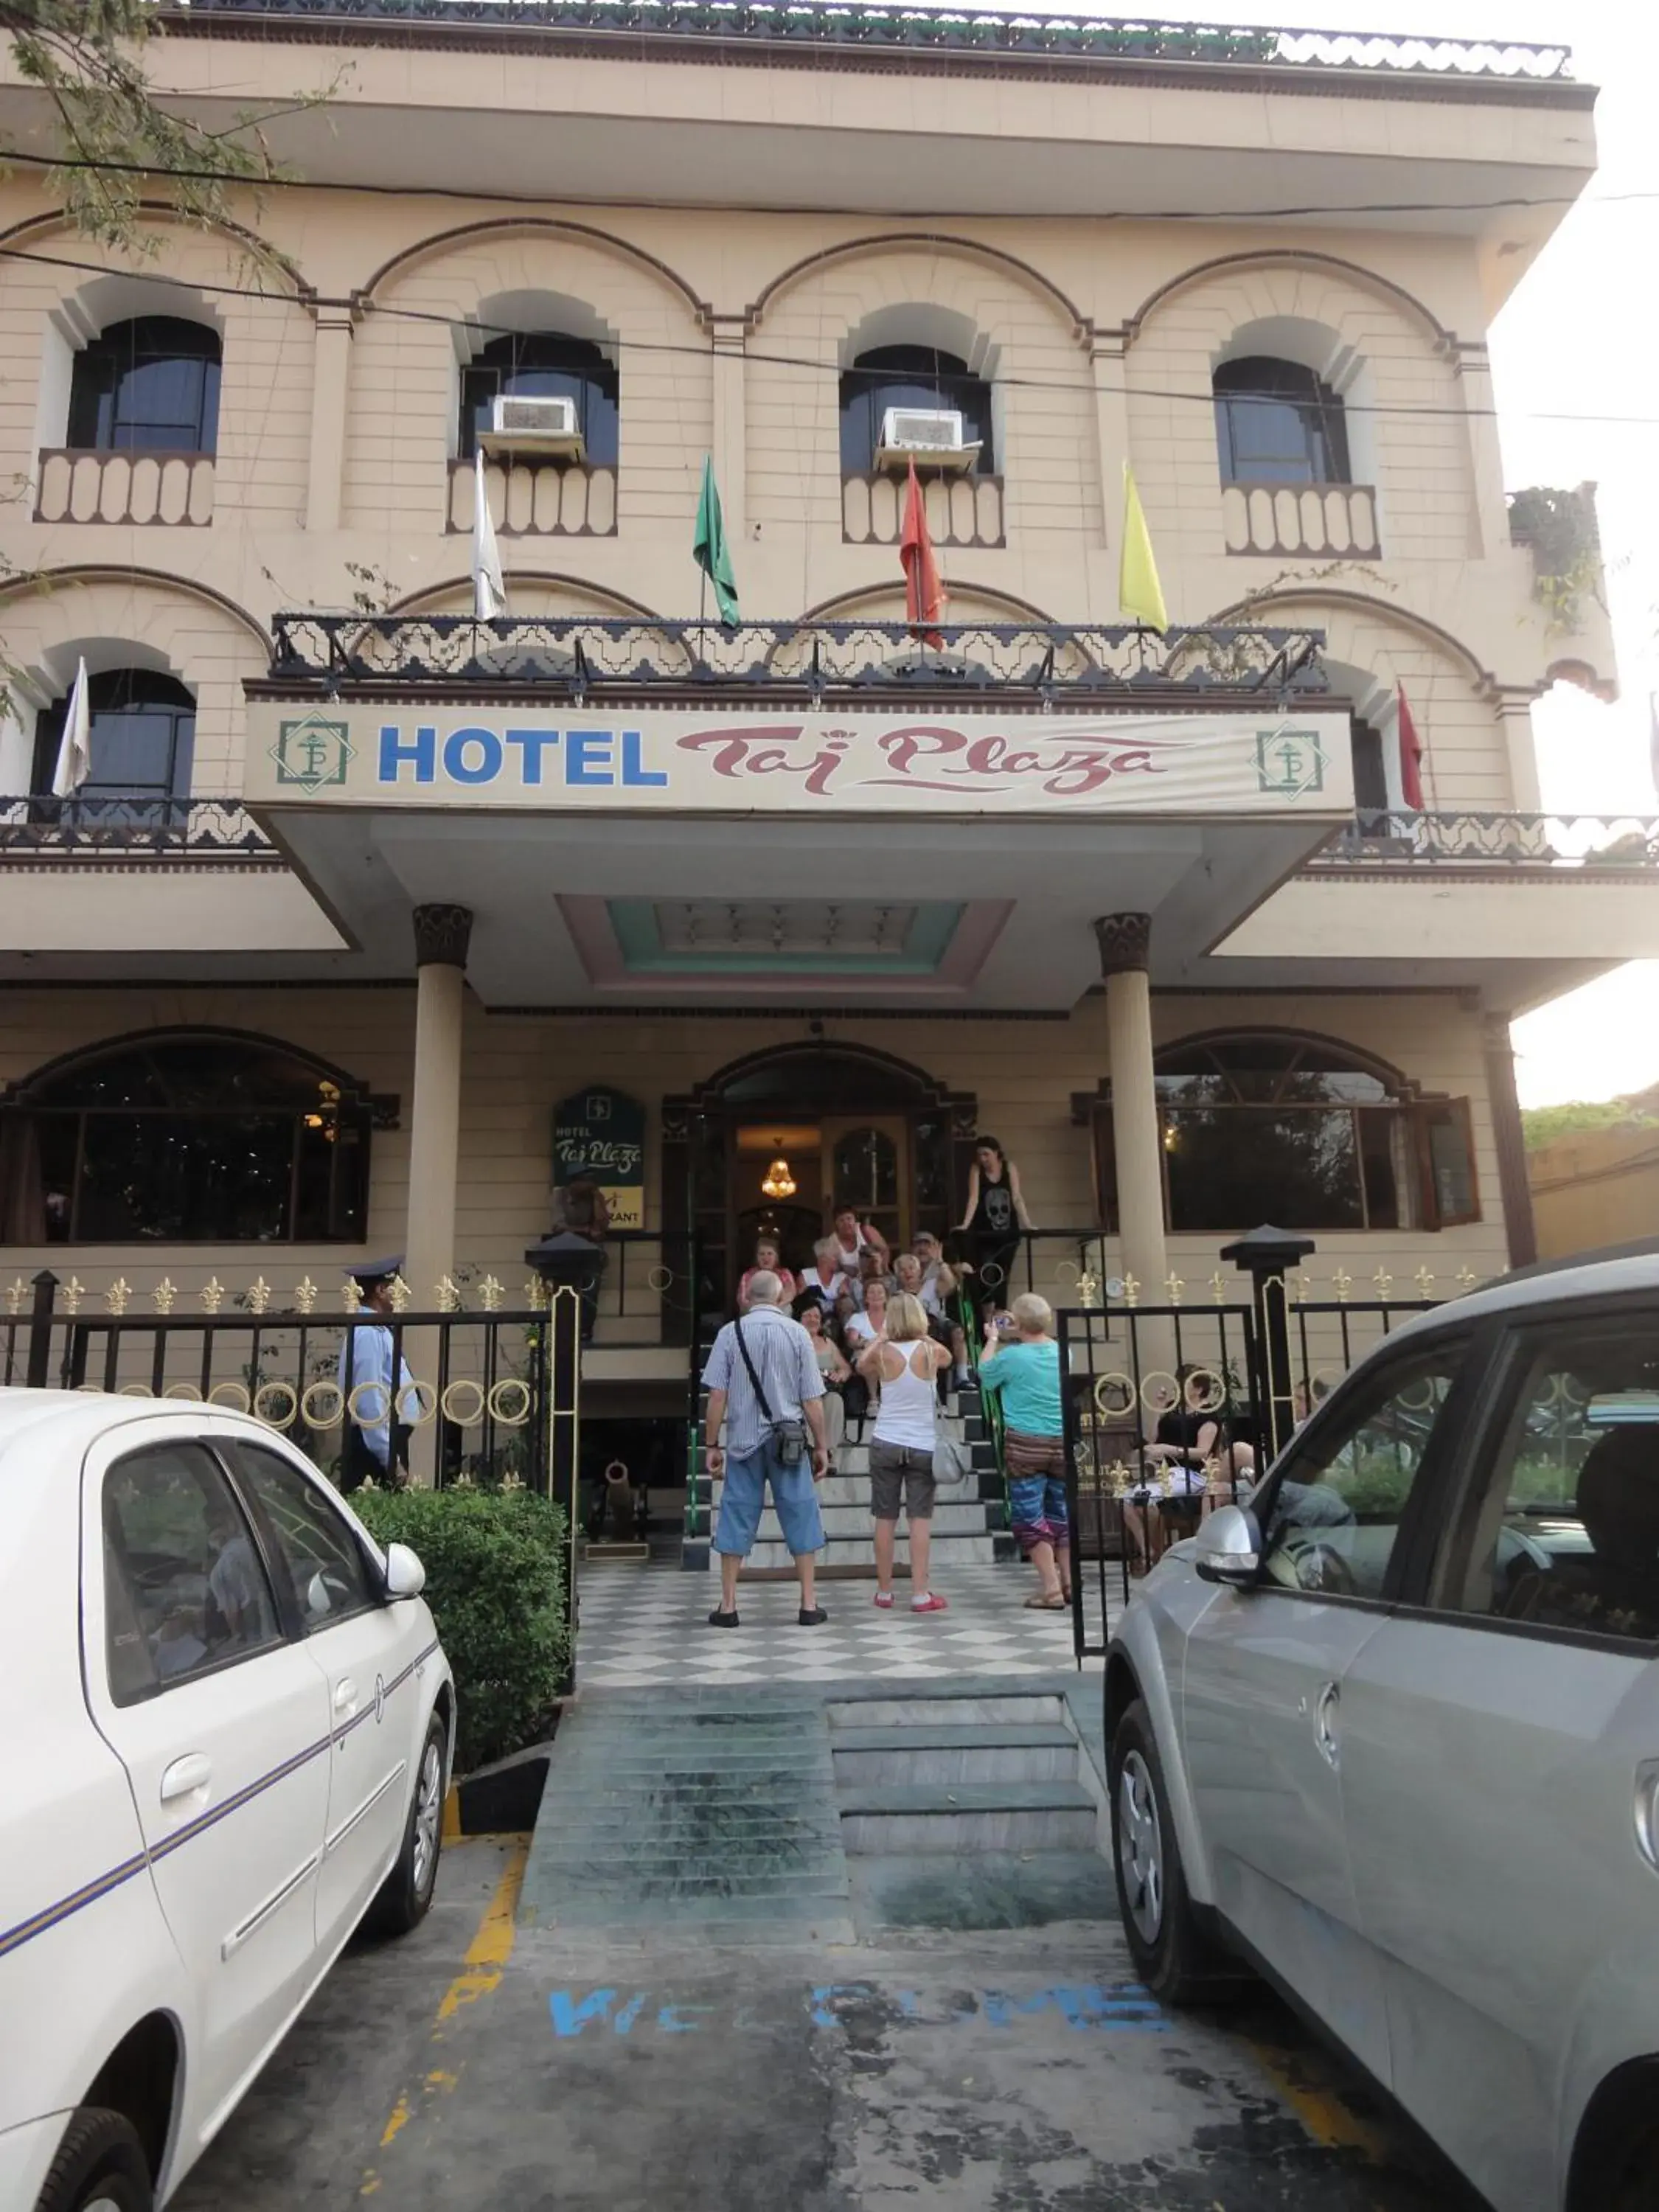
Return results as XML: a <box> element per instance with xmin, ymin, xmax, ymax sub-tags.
<box><xmin>246</xmin><ymin>1276</ymin><xmax>272</xmax><ymax>1315</ymax></box>
<box><xmin>1164</xmin><ymin>1270</ymin><xmax>1184</xmax><ymax>1307</ymax></box>
<box><xmin>1294</xmin><ymin>1270</ymin><xmax>1313</xmax><ymax>1304</ymax></box>
<box><xmin>151</xmin><ymin>1278</ymin><xmax>177</xmax><ymax>1316</ymax></box>
<box><xmin>523</xmin><ymin>1273</ymin><xmax>547</xmax><ymax>1312</ymax></box>
<box><xmin>1372</xmin><ymin>1266</ymin><xmax>1394</xmax><ymax>1301</ymax></box>
<box><xmin>1414</xmin><ymin>1266</ymin><xmax>1436</xmax><ymax>1300</ymax></box>
<box><xmin>5</xmin><ymin>1279</ymin><xmax>24</xmax><ymax>1318</ymax></box>
<box><xmin>1208</xmin><ymin>1269</ymin><xmax>1227</xmax><ymax>1305</ymax></box>
<box><xmin>478</xmin><ymin>1274</ymin><xmax>505</xmax><ymax>1313</ymax></box>
<box><xmin>1455</xmin><ymin>1265</ymin><xmax>1479</xmax><ymax>1295</ymax></box>
<box><xmin>200</xmin><ymin>1276</ymin><xmax>225</xmax><ymax>1315</ymax></box>
<box><xmin>63</xmin><ymin>1276</ymin><xmax>84</xmax><ymax>1315</ymax></box>
<box><xmin>1121</xmin><ymin>1273</ymin><xmax>1141</xmax><ymax>1309</ymax></box>
<box><xmin>1076</xmin><ymin>1267</ymin><xmax>1101</xmax><ymax>1309</ymax></box>
<box><xmin>106</xmin><ymin>1277</ymin><xmax>131</xmax><ymax>1316</ymax></box>
<box><xmin>387</xmin><ymin>1272</ymin><xmax>412</xmax><ymax>1313</ymax></box>
<box><xmin>437</xmin><ymin>1275</ymin><xmax>462</xmax><ymax>1313</ymax></box>
<box><xmin>339</xmin><ymin>1279</ymin><xmax>361</xmax><ymax>1316</ymax></box>
<box><xmin>293</xmin><ymin>1276</ymin><xmax>318</xmax><ymax>1315</ymax></box>
<box><xmin>1332</xmin><ymin>1266</ymin><xmax>1353</xmax><ymax>1304</ymax></box>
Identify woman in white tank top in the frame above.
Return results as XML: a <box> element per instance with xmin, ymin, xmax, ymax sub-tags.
<box><xmin>856</xmin><ymin>1290</ymin><xmax>953</xmax><ymax>1613</ymax></box>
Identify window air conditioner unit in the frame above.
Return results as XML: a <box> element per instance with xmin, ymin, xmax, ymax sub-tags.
<box><xmin>875</xmin><ymin>406</ymin><xmax>981</xmax><ymax>473</ymax></box>
<box><xmin>479</xmin><ymin>392</ymin><xmax>585</xmax><ymax>460</ymax></box>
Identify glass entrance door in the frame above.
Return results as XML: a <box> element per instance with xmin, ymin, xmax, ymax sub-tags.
<box><xmin>822</xmin><ymin>1117</ymin><xmax>909</xmax><ymax>1251</ymax></box>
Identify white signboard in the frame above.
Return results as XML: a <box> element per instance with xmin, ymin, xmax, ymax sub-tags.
<box><xmin>245</xmin><ymin>704</ymin><xmax>1352</xmax><ymax>818</ymax></box>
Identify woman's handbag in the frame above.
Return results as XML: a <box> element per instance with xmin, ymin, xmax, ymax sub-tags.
<box><xmin>933</xmin><ymin>1435</ymin><xmax>974</xmax><ymax>1485</ymax></box>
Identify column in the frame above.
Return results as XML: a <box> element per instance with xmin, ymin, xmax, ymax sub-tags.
<box><xmin>1091</xmin><ymin>336</ymin><xmax>1130</xmax><ymax>561</ymax></box>
<box><xmin>306</xmin><ymin>305</ymin><xmax>355</xmax><ymax>533</ymax></box>
<box><xmin>1483</xmin><ymin>1010</ymin><xmax>1539</xmax><ymax>1269</ymax></box>
<box><xmin>1495</xmin><ymin>692</ymin><xmax>1544</xmax><ymax>813</ymax></box>
<box><xmin>1094</xmin><ymin>913</ymin><xmax>1168</xmax><ymax>1299</ymax></box>
<box><xmin>1454</xmin><ymin>343</ymin><xmax>1511</xmax><ymax>563</ymax></box>
<box><xmin>404</xmin><ymin>903</ymin><xmax>472</xmax><ymax>1483</ymax></box>
<box><xmin>709</xmin><ymin>313</ymin><xmax>747</xmax><ymax>547</ymax></box>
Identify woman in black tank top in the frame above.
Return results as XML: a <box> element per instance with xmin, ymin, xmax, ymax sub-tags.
<box><xmin>953</xmin><ymin>1134</ymin><xmax>1034</xmax><ymax>1312</ymax></box>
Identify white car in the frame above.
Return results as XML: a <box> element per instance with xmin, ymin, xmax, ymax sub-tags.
<box><xmin>0</xmin><ymin>1391</ymin><xmax>455</xmax><ymax>2212</ymax></box>
<box><xmin>1105</xmin><ymin>1248</ymin><xmax>1659</xmax><ymax>2212</ymax></box>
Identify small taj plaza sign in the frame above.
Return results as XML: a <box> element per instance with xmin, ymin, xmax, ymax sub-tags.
<box><xmin>271</xmin><ymin>713</ymin><xmax>356</xmax><ymax>793</ymax></box>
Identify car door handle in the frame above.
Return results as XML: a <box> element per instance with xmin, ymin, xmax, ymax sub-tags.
<box><xmin>160</xmin><ymin>1753</ymin><xmax>212</xmax><ymax>1804</ymax></box>
<box><xmin>1313</xmin><ymin>1682</ymin><xmax>1341</xmax><ymax>1770</ymax></box>
<box><xmin>334</xmin><ymin>1678</ymin><xmax>359</xmax><ymax>1717</ymax></box>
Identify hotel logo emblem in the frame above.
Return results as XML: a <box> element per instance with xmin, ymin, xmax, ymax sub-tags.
<box><xmin>1255</xmin><ymin>726</ymin><xmax>1328</xmax><ymax>798</ymax></box>
<box><xmin>271</xmin><ymin>713</ymin><xmax>355</xmax><ymax>793</ymax></box>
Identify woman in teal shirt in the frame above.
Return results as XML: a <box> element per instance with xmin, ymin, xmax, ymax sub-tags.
<box><xmin>978</xmin><ymin>1293</ymin><xmax>1070</xmax><ymax>1609</ymax></box>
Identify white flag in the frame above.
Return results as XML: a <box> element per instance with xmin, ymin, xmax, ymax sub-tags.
<box><xmin>52</xmin><ymin>655</ymin><xmax>92</xmax><ymax>798</ymax></box>
<box><xmin>472</xmin><ymin>449</ymin><xmax>507</xmax><ymax>621</ymax></box>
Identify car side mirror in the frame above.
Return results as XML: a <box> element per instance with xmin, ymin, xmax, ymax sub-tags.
<box><xmin>383</xmin><ymin>1542</ymin><xmax>426</xmax><ymax>1601</ymax></box>
<box><xmin>1192</xmin><ymin>1503</ymin><xmax>1262</xmax><ymax>1588</ymax></box>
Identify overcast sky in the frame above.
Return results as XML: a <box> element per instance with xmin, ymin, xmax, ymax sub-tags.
<box><xmin>1074</xmin><ymin>0</ymin><xmax>1659</xmax><ymax>1105</ymax></box>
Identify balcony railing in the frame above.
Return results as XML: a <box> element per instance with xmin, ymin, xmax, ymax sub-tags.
<box><xmin>0</xmin><ymin>798</ymin><xmax>273</xmax><ymax>856</ymax></box>
<box><xmin>158</xmin><ymin>3</ymin><xmax>1573</xmax><ymax>81</ymax></box>
<box><xmin>1222</xmin><ymin>481</ymin><xmax>1380</xmax><ymax>560</ymax></box>
<box><xmin>1307</xmin><ymin>813</ymin><xmax>1659</xmax><ymax>871</ymax></box>
<box><xmin>34</xmin><ymin>449</ymin><xmax>214</xmax><ymax>526</ymax></box>
<box><xmin>842</xmin><ymin>470</ymin><xmax>1004</xmax><ymax>550</ymax></box>
<box><xmin>446</xmin><ymin>457</ymin><xmax>618</xmax><ymax>539</ymax></box>
<box><xmin>263</xmin><ymin>613</ymin><xmax>1329</xmax><ymax>700</ymax></box>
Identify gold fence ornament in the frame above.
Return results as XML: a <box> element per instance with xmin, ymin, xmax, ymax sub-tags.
<box><xmin>436</xmin><ymin>1276</ymin><xmax>462</xmax><ymax>1314</ymax></box>
<box><xmin>200</xmin><ymin>1277</ymin><xmax>225</xmax><ymax>1315</ymax></box>
<box><xmin>451</xmin><ymin>1467</ymin><xmax>476</xmax><ymax>1490</ymax></box>
<box><xmin>478</xmin><ymin>1275</ymin><xmax>506</xmax><ymax>1313</ymax></box>
<box><xmin>1208</xmin><ymin>1270</ymin><xmax>1228</xmax><ymax>1305</ymax></box>
<box><xmin>152</xmin><ymin>1278</ymin><xmax>177</xmax><ymax>1316</ymax></box>
<box><xmin>1414</xmin><ymin>1267</ymin><xmax>1436</xmax><ymax>1300</ymax></box>
<box><xmin>1332</xmin><ymin>1267</ymin><xmax>1353</xmax><ymax>1305</ymax></box>
<box><xmin>338</xmin><ymin>1279</ymin><xmax>363</xmax><ymax>1317</ymax></box>
<box><xmin>523</xmin><ymin>1274</ymin><xmax>547</xmax><ymax>1312</ymax></box>
<box><xmin>1372</xmin><ymin>1267</ymin><xmax>1394</xmax><ymax>1302</ymax></box>
<box><xmin>1106</xmin><ymin>1459</ymin><xmax>1133</xmax><ymax>1497</ymax></box>
<box><xmin>386</xmin><ymin>1273</ymin><xmax>412</xmax><ymax>1314</ymax></box>
<box><xmin>441</xmin><ymin>1378</ymin><xmax>487</xmax><ymax>1427</ymax></box>
<box><xmin>106</xmin><ymin>1277</ymin><xmax>131</xmax><ymax>1316</ymax></box>
<box><xmin>62</xmin><ymin>1276</ymin><xmax>85</xmax><ymax>1316</ymax></box>
<box><xmin>500</xmin><ymin>1470</ymin><xmax>526</xmax><ymax>1494</ymax></box>
<box><xmin>1294</xmin><ymin>1270</ymin><xmax>1314</xmax><ymax>1305</ymax></box>
<box><xmin>1076</xmin><ymin>1268</ymin><xmax>1102</xmax><ymax>1310</ymax></box>
<box><xmin>488</xmin><ymin>1377</ymin><xmax>532</xmax><ymax>1426</ymax></box>
<box><xmin>4</xmin><ymin>1279</ymin><xmax>23</xmax><ymax>1318</ymax></box>
<box><xmin>293</xmin><ymin>1276</ymin><xmax>318</xmax><ymax>1315</ymax></box>
<box><xmin>246</xmin><ymin>1276</ymin><xmax>272</xmax><ymax>1315</ymax></box>
<box><xmin>1455</xmin><ymin>1265</ymin><xmax>1479</xmax><ymax>1295</ymax></box>
<box><xmin>1164</xmin><ymin>1271</ymin><xmax>1185</xmax><ymax>1307</ymax></box>
<box><xmin>1121</xmin><ymin>1273</ymin><xmax>1141</xmax><ymax>1308</ymax></box>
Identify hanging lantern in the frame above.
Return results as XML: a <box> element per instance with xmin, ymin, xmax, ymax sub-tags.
<box><xmin>761</xmin><ymin>1154</ymin><xmax>796</xmax><ymax>1200</ymax></box>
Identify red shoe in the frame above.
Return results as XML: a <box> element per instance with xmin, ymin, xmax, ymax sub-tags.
<box><xmin>873</xmin><ymin>1590</ymin><xmax>895</xmax><ymax>1610</ymax></box>
<box><xmin>910</xmin><ymin>1593</ymin><xmax>949</xmax><ymax>1613</ymax></box>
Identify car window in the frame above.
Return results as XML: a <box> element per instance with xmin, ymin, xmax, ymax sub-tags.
<box><xmin>1259</xmin><ymin>1344</ymin><xmax>1467</xmax><ymax>1599</ymax></box>
<box><xmin>103</xmin><ymin>1441</ymin><xmax>283</xmax><ymax>1704</ymax></box>
<box><xmin>1436</xmin><ymin>1315</ymin><xmax>1659</xmax><ymax>1645</ymax></box>
<box><xmin>230</xmin><ymin>1441</ymin><xmax>379</xmax><ymax>1631</ymax></box>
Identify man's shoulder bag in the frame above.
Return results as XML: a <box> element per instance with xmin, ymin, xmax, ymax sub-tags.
<box><xmin>734</xmin><ymin>1315</ymin><xmax>813</xmax><ymax>1462</ymax></box>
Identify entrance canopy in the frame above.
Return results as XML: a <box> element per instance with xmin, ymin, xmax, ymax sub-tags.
<box><xmin>243</xmin><ymin>613</ymin><xmax>1351</xmax><ymax>1009</ymax></box>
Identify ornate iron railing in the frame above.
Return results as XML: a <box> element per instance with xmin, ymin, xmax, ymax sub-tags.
<box><xmin>159</xmin><ymin>1</ymin><xmax>1573</xmax><ymax>80</ymax></box>
<box><xmin>264</xmin><ymin>614</ymin><xmax>1328</xmax><ymax>698</ymax></box>
<box><xmin>1309</xmin><ymin>812</ymin><xmax>1659</xmax><ymax>869</ymax></box>
<box><xmin>0</xmin><ymin>798</ymin><xmax>274</xmax><ymax>855</ymax></box>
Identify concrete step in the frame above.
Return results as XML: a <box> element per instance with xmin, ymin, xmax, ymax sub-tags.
<box><xmin>830</xmin><ymin>1723</ymin><xmax>1080</xmax><ymax>1789</ymax></box>
<box><xmin>827</xmin><ymin>1694</ymin><xmax>1068</xmax><ymax>1729</ymax></box>
<box><xmin>749</xmin><ymin>1501</ymin><xmax>990</xmax><ymax>1542</ymax></box>
<box><xmin>745</xmin><ymin>1531</ymin><xmax>998</xmax><ymax>1571</ymax></box>
<box><xmin>838</xmin><ymin>1778</ymin><xmax>1098</xmax><ymax>1855</ymax></box>
<box><xmin>710</xmin><ymin>1466</ymin><xmax>995</xmax><ymax>1512</ymax></box>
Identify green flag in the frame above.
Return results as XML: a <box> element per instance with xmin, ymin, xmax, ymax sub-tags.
<box><xmin>692</xmin><ymin>454</ymin><xmax>740</xmax><ymax>627</ymax></box>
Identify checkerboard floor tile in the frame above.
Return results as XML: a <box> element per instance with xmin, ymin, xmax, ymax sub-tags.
<box><xmin>573</xmin><ymin>1559</ymin><xmax>1120</xmax><ymax>1690</ymax></box>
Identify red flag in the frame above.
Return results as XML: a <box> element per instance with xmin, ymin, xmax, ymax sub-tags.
<box><xmin>899</xmin><ymin>457</ymin><xmax>946</xmax><ymax>647</ymax></box>
<box><xmin>1397</xmin><ymin>684</ymin><xmax>1426</xmax><ymax>810</ymax></box>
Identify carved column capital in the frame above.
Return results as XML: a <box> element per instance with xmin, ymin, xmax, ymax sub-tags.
<box><xmin>412</xmin><ymin>902</ymin><xmax>473</xmax><ymax>970</ymax></box>
<box><xmin>1093</xmin><ymin>912</ymin><xmax>1152</xmax><ymax>978</ymax></box>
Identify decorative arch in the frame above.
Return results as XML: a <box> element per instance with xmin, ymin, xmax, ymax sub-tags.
<box><xmin>358</xmin><ymin>218</ymin><xmax>711</xmax><ymax>326</ymax></box>
<box><xmin>748</xmin><ymin>232</ymin><xmax>1092</xmax><ymax>348</ymax></box>
<box><xmin>2</xmin><ymin>1023</ymin><xmax>380</xmax><ymax>1110</ymax></box>
<box><xmin>0</xmin><ymin>563</ymin><xmax>271</xmax><ymax>655</ymax></box>
<box><xmin>799</xmin><ymin>578</ymin><xmax>1061</xmax><ymax>627</ymax></box>
<box><xmin>383</xmin><ymin>569</ymin><xmax>665</xmax><ymax>623</ymax></box>
<box><xmin>1123</xmin><ymin>249</ymin><xmax>1455</xmax><ymax>357</ymax></box>
<box><xmin>1155</xmin><ymin>1023</ymin><xmax>1417</xmax><ymax>1096</ymax></box>
<box><xmin>687</xmin><ymin>1037</ymin><xmax>972</xmax><ymax>1116</ymax></box>
<box><xmin>0</xmin><ymin>204</ymin><xmax>315</xmax><ymax>308</ymax></box>
<box><xmin>1214</xmin><ymin>584</ymin><xmax>1497</xmax><ymax>695</ymax></box>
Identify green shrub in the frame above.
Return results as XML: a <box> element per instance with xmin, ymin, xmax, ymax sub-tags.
<box><xmin>353</xmin><ymin>1486</ymin><xmax>568</xmax><ymax>1774</ymax></box>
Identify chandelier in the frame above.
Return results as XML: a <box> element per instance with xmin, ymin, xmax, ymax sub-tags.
<box><xmin>761</xmin><ymin>1152</ymin><xmax>797</xmax><ymax>1199</ymax></box>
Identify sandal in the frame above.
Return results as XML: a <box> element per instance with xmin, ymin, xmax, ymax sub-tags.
<box><xmin>873</xmin><ymin>1590</ymin><xmax>894</xmax><ymax>1610</ymax></box>
<box><xmin>1024</xmin><ymin>1592</ymin><xmax>1068</xmax><ymax>1611</ymax></box>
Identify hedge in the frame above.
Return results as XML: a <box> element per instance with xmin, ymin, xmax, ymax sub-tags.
<box><xmin>353</xmin><ymin>1486</ymin><xmax>569</xmax><ymax>1775</ymax></box>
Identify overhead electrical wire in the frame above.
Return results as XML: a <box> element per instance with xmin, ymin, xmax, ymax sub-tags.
<box><xmin>1</xmin><ymin>238</ymin><xmax>1654</xmax><ymax>431</ymax></box>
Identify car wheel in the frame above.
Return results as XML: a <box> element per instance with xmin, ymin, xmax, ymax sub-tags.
<box><xmin>1109</xmin><ymin>1698</ymin><xmax>1242</xmax><ymax>2006</ymax></box>
<box><xmin>366</xmin><ymin>1712</ymin><xmax>447</xmax><ymax>1939</ymax></box>
<box><xmin>34</xmin><ymin>2109</ymin><xmax>152</xmax><ymax>2212</ymax></box>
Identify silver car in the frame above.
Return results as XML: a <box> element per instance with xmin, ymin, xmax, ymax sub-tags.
<box><xmin>1105</xmin><ymin>1248</ymin><xmax>1659</xmax><ymax>2212</ymax></box>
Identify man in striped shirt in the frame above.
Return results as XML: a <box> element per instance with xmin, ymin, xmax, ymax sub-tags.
<box><xmin>703</xmin><ymin>1271</ymin><xmax>830</xmax><ymax>1629</ymax></box>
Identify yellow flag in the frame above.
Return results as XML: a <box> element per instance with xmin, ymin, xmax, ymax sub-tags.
<box><xmin>1119</xmin><ymin>462</ymin><xmax>1169</xmax><ymax>634</ymax></box>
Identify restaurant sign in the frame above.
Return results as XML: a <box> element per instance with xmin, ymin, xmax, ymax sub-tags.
<box><xmin>248</xmin><ymin>706</ymin><xmax>1352</xmax><ymax>816</ymax></box>
<box><xmin>553</xmin><ymin>1085</ymin><xmax>645</xmax><ymax>1231</ymax></box>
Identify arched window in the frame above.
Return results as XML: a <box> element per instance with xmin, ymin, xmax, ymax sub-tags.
<box><xmin>30</xmin><ymin>669</ymin><xmax>195</xmax><ymax>821</ymax></box>
<box><xmin>839</xmin><ymin>345</ymin><xmax>995</xmax><ymax>474</ymax></box>
<box><xmin>1213</xmin><ymin>357</ymin><xmax>1350</xmax><ymax>487</ymax></box>
<box><xmin>1083</xmin><ymin>1032</ymin><xmax>1476</xmax><ymax>1234</ymax></box>
<box><xmin>0</xmin><ymin>1031</ymin><xmax>378</xmax><ymax>1245</ymax></box>
<box><xmin>66</xmin><ymin>317</ymin><xmax>221</xmax><ymax>453</ymax></box>
<box><xmin>459</xmin><ymin>332</ymin><xmax>619</xmax><ymax>462</ymax></box>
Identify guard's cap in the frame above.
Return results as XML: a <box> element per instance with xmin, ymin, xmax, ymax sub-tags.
<box><xmin>348</xmin><ymin>1253</ymin><xmax>404</xmax><ymax>1285</ymax></box>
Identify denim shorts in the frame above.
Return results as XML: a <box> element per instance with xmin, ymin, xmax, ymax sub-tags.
<box><xmin>713</xmin><ymin>1439</ymin><xmax>825</xmax><ymax>1559</ymax></box>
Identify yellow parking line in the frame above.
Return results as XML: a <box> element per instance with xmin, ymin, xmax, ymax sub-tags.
<box><xmin>360</xmin><ymin>1837</ymin><xmax>529</xmax><ymax>2194</ymax></box>
<box><xmin>1242</xmin><ymin>2030</ymin><xmax>1389</xmax><ymax>2160</ymax></box>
